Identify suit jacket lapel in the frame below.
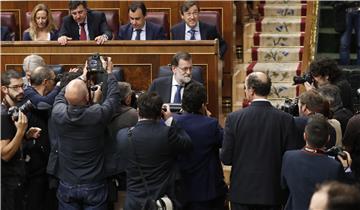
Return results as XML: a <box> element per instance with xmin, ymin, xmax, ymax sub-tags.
<box><xmin>71</xmin><ymin>19</ymin><xmax>80</xmax><ymax>40</ymax></box>
<box><xmin>87</xmin><ymin>12</ymin><xmax>94</xmax><ymax>39</ymax></box>
<box><xmin>145</xmin><ymin>22</ymin><xmax>150</xmax><ymax>40</ymax></box>
<box><xmin>199</xmin><ymin>21</ymin><xmax>206</xmax><ymax>40</ymax></box>
<box><xmin>127</xmin><ymin>24</ymin><xmax>134</xmax><ymax>40</ymax></box>
<box><xmin>179</xmin><ymin>22</ymin><xmax>186</xmax><ymax>40</ymax></box>
<box><xmin>163</xmin><ymin>77</ymin><xmax>172</xmax><ymax>103</ymax></box>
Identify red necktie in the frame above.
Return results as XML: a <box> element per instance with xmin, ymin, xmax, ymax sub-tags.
<box><xmin>80</xmin><ymin>23</ymin><xmax>86</xmax><ymax>40</ymax></box>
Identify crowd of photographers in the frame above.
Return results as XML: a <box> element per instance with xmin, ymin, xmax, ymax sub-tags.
<box><xmin>1</xmin><ymin>53</ymin><xmax>360</xmax><ymax>210</ymax></box>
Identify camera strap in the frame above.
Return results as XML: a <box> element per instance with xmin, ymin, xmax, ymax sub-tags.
<box><xmin>127</xmin><ymin>127</ymin><xmax>151</xmax><ymax>197</ymax></box>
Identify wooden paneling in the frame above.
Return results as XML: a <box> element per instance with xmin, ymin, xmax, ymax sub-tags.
<box><xmin>1</xmin><ymin>40</ymin><xmax>222</xmax><ymax>118</ymax></box>
<box><xmin>1</xmin><ymin>0</ymin><xmax>234</xmax><ymax>99</ymax></box>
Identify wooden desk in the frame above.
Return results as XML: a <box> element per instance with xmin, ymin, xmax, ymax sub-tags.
<box><xmin>1</xmin><ymin>40</ymin><xmax>222</xmax><ymax>118</ymax></box>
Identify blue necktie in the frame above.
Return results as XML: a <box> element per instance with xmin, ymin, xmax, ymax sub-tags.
<box><xmin>188</xmin><ymin>29</ymin><xmax>196</xmax><ymax>40</ymax></box>
<box><xmin>135</xmin><ymin>29</ymin><xmax>142</xmax><ymax>40</ymax></box>
<box><xmin>173</xmin><ymin>85</ymin><xmax>182</xmax><ymax>103</ymax></box>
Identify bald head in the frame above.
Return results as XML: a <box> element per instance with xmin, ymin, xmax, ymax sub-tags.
<box><xmin>245</xmin><ymin>72</ymin><xmax>271</xmax><ymax>97</ymax></box>
<box><xmin>65</xmin><ymin>79</ymin><xmax>89</xmax><ymax>106</ymax></box>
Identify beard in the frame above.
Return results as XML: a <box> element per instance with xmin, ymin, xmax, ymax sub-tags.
<box><xmin>9</xmin><ymin>93</ymin><xmax>24</xmax><ymax>103</ymax></box>
<box><xmin>183</xmin><ymin>76</ymin><xmax>191</xmax><ymax>84</ymax></box>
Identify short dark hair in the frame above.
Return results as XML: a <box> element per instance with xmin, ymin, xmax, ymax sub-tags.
<box><xmin>326</xmin><ymin>182</ymin><xmax>360</xmax><ymax>210</ymax></box>
<box><xmin>318</xmin><ymin>84</ymin><xmax>343</xmax><ymax>112</ymax></box>
<box><xmin>30</xmin><ymin>66</ymin><xmax>52</xmax><ymax>86</ymax></box>
<box><xmin>299</xmin><ymin>90</ymin><xmax>330</xmax><ymax>117</ymax></box>
<box><xmin>128</xmin><ymin>1</ymin><xmax>147</xmax><ymax>16</ymax></box>
<box><xmin>59</xmin><ymin>71</ymin><xmax>82</xmax><ymax>89</ymax></box>
<box><xmin>182</xmin><ymin>83</ymin><xmax>206</xmax><ymax>114</ymax></box>
<box><xmin>118</xmin><ymin>82</ymin><xmax>133</xmax><ymax>105</ymax></box>
<box><xmin>69</xmin><ymin>1</ymin><xmax>87</xmax><ymax>11</ymax></box>
<box><xmin>309</xmin><ymin>58</ymin><xmax>342</xmax><ymax>83</ymax></box>
<box><xmin>1</xmin><ymin>69</ymin><xmax>22</xmax><ymax>86</ymax></box>
<box><xmin>171</xmin><ymin>51</ymin><xmax>192</xmax><ymax>67</ymax></box>
<box><xmin>246</xmin><ymin>73</ymin><xmax>271</xmax><ymax>96</ymax></box>
<box><xmin>305</xmin><ymin>114</ymin><xmax>330</xmax><ymax>148</ymax></box>
<box><xmin>137</xmin><ymin>91</ymin><xmax>163</xmax><ymax>120</ymax></box>
<box><xmin>180</xmin><ymin>1</ymin><xmax>199</xmax><ymax>15</ymax></box>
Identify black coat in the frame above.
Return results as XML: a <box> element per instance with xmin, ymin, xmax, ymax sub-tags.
<box><xmin>58</xmin><ymin>10</ymin><xmax>113</xmax><ymax>40</ymax></box>
<box><xmin>118</xmin><ymin>21</ymin><xmax>166</xmax><ymax>40</ymax></box>
<box><xmin>148</xmin><ymin>76</ymin><xmax>201</xmax><ymax>103</ymax></box>
<box><xmin>116</xmin><ymin>120</ymin><xmax>192</xmax><ymax>210</ymax></box>
<box><xmin>221</xmin><ymin>101</ymin><xmax>299</xmax><ymax>205</ymax></box>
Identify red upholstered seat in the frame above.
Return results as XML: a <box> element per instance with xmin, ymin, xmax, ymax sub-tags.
<box><xmin>98</xmin><ymin>10</ymin><xmax>119</xmax><ymax>40</ymax></box>
<box><xmin>0</xmin><ymin>12</ymin><xmax>18</xmax><ymax>40</ymax></box>
<box><xmin>199</xmin><ymin>10</ymin><xmax>221</xmax><ymax>33</ymax></box>
<box><xmin>145</xmin><ymin>12</ymin><xmax>169</xmax><ymax>39</ymax></box>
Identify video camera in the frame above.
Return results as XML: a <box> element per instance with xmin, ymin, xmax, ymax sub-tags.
<box><xmin>293</xmin><ymin>72</ymin><xmax>313</xmax><ymax>85</ymax></box>
<box><xmin>8</xmin><ymin>100</ymin><xmax>34</xmax><ymax>121</ymax></box>
<box><xmin>280</xmin><ymin>98</ymin><xmax>299</xmax><ymax>116</ymax></box>
<box><xmin>87</xmin><ymin>53</ymin><xmax>107</xmax><ymax>73</ymax></box>
<box><xmin>86</xmin><ymin>53</ymin><xmax>109</xmax><ymax>95</ymax></box>
<box><xmin>326</xmin><ymin>146</ymin><xmax>347</xmax><ymax>160</ymax></box>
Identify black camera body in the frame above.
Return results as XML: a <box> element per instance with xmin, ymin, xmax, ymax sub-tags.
<box><xmin>8</xmin><ymin>100</ymin><xmax>34</xmax><ymax>121</ymax></box>
<box><xmin>162</xmin><ymin>103</ymin><xmax>182</xmax><ymax>113</ymax></box>
<box><xmin>87</xmin><ymin>53</ymin><xmax>107</xmax><ymax>73</ymax></box>
<box><xmin>280</xmin><ymin>98</ymin><xmax>299</xmax><ymax>116</ymax></box>
<box><xmin>326</xmin><ymin>146</ymin><xmax>347</xmax><ymax>160</ymax></box>
<box><xmin>293</xmin><ymin>72</ymin><xmax>313</xmax><ymax>85</ymax></box>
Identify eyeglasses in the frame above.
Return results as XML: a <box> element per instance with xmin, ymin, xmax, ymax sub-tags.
<box><xmin>177</xmin><ymin>66</ymin><xmax>192</xmax><ymax>72</ymax></box>
<box><xmin>7</xmin><ymin>84</ymin><xmax>26</xmax><ymax>90</ymax></box>
<box><xmin>184</xmin><ymin>11</ymin><xmax>199</xmax><ymax>17</ymax></box>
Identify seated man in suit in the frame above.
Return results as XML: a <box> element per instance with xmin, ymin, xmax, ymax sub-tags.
<box><xmin>57</xmin><ymin>1</ymin><xmax>112</xmax><ymax>45</ymax></box>
<box><xmin>118</xmin><ymin>1</ymin><xmax>166</xmax><ymax>40</ymax></box>
<box><xmin>171</xmin><ymin>1</ymin><xmax>227</xmax><ymax>59</ymax></box>
<box><xmin>148</xmin><ymin>51</ymin><xmax>201</xmax><ymax>103</ymax></box>
<box><xmin>0</xmin><ymin>26</ymin><xmax>13</xmax><ymax>41</ymax></box>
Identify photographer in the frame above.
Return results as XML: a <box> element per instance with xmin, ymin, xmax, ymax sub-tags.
<box><xmin>281</xmin><ymin>114</ymin><xmax>352</xmax><ymax>210</ymax></box>
<box><xmin>116</xmin><ymin>91</ymin><xmax>192</xmax><ymax>210</ymax></box>
<box><xmin>318</xmin><ymin>84</ymin><xmax>353</xmax><ymax>135</ymax></box>
<box><xmin>23</xmin><ymin>66</ymin><xmax>61</xmax><ymax>210</ymax></box>
<box><xmin>295</xmin><ymin>90</ymin><xmax>338</xmax><ymax>149</ymax></box>
<box><xmin>50</xmin><ymin>55</ymin><xmax>120</xmax><ymax>210</ymax></box>
<box><xmin>305</xmin><ymin>58</ymin><xmax>353</xmax><ymax>112</ymax></box>
<box><xmin>1</xmin><ymin>70</ymin><xmax>41</xmax><ymax>210</ymax></box>
<box><xmin>170</xmin><ymin>83</ymin><xmax>228</xmax><ymax>210</ymax></box>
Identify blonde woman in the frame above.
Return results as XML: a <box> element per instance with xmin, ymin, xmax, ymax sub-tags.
<box><xmin>23</xmin><ymin>3</ymin><xmax>58</xmax><ymax>41</ymax></box>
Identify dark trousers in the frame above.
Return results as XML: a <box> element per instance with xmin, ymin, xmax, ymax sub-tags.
<box><xmin>231</xmin><ymin>203</ymin><xmax>281</xmax><ymax>210</ymax></box>
<box><xmin>57</xmin><ymin>180</ymin><xmax>108</xmax><ymax>210</ymax></box>
<box><xmin>1</xmin><ymin>177</ymin><xmax>25</xmax><ymax>210</ymax></box>
<box><xmin>184</xmin><ymin>195</ymin><xmax>228</xmax><ymax>210</ymax></box>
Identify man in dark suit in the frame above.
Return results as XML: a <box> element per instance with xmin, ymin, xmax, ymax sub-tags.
<box><xmin>116</xmin><ymin>92</ymin><xmax>192</xmax><ymax>210</ymax></box>
<box><xmin>172</xmin><ymin>83</ymin><xmax>228</xmax><ymax>210</ymax></box>
<box><xmin>281</xmin><ymin>114</ymin><xmax>351</xmax><ymax>210</ymax></box>
<box><xmin>148</xmin><ymin>51</ymin><xmax>201</xmax><ymax>103</ymax></box>
<box><xmin>171</xmin><ymin>1</ymin><xmax>227</xmax><ymax>59</ymax></box>
<box><xmin>221</xmin><ymin>72</ymin><xmax>299</xmax><ymax>210</ymax></box>
<box><xmin>118</xmin><ymin>1</ymin><xmax>166</xmax><ymax>40</ymax></box>
<box><xmin>57</xmin><ymin>1</ymin><xmax>112</xmax><ymax>45</ymax></box>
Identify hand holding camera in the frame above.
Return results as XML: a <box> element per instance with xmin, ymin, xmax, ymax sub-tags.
<box><xmin>338</xmin><ymin>151</ymin><xmax>352</xmax><ymax>170</ymax></box>
<box><xmin>14</xmin><ymin>111</ymin><xmax>28</xmax><ymax>135</ymax></box>
<box><xmin>161</xmin><ymin>104</ymin><xmax>172</xmax><ymax>121</ymax></box>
